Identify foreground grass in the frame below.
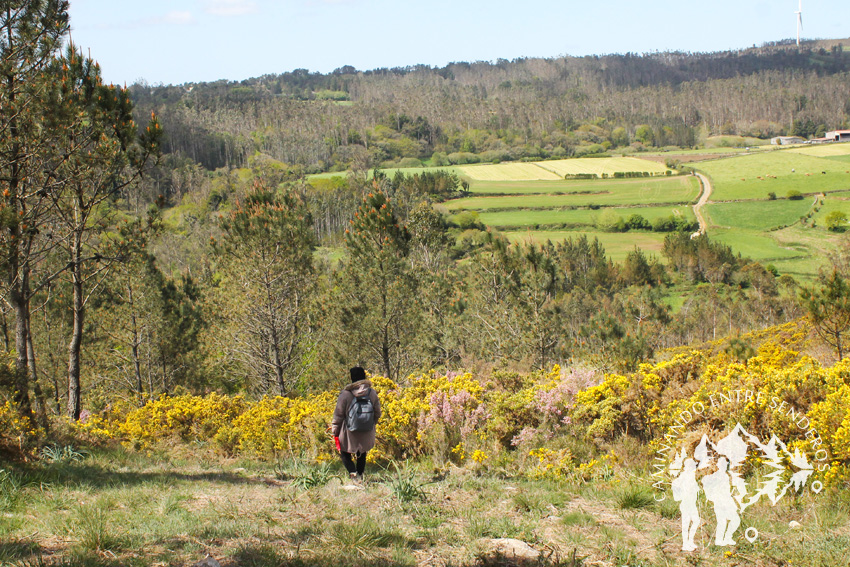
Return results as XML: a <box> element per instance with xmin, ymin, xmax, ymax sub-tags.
<box><xmin>1</xmin><ymin>448</ymin><xmax>846</xmax><ymax>567</ymax></box>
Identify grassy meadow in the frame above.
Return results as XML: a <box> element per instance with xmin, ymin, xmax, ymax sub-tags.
<box><xmin>696</xmin><ymin>146</ymin><xmax>850</xmax><ymax>201</ymax></box>
<box><xmin>3</xmin><ymin>447</ymin><xmax>847</xmax><ymax>567</ymax></box>
<box><xmin>448</xmin><ymin>176</ymin><xmax>699</xmax><ymax>207</ymax></box>
<box><xmin>305</xmin><ymin>149</ymin><xmax>850</xmax><ymax>281</ymax></box>
<box><xmin>704</xmin><ymin>199</ymin><xmax>814</xmax><ymax>231</ymax></box>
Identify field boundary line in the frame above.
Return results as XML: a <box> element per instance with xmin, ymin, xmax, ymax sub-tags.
<box><xmin>531</xmin><ymin>162</ymin><xmax>561</xmax><ymax>176</ymax></box>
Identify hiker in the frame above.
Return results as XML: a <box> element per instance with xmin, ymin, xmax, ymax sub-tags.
<box><xmin>331</xmin><ymin>366</ymin><xmax>381</xmax><ymax>483</ymax></box>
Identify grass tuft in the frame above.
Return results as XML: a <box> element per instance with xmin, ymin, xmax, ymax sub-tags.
<box><xmin>387</xmin><ymin>463</ymin><xmax>428</xmax><ymax>504</ymax></box>
<box><xmin>561</xmin><ymin>509</ymin><xmax>596</xmax><ymax>527</ymax></box>
<box><xmin>324</xmin><ymin>516</ymin><xmax>405</xmax><ymax>556</ymax></box>
<box><xmin>70</xmin><ymin>504</ymin><xmax>127</xmax><ymax>552</ymax></box>
<box><xmin>616</xmin><ymin>486</ymin><xmax>655</xmax><ymax>510</ymax></box>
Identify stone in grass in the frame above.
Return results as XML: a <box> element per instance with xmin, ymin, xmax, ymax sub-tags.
<box><xmin>191</xmin><ymin>557</ymin><xmax>221</xmax><ymax>567</ymax></box>
<box><xmin>789</xmin><ymin>520</ymin><xmax>801</xmax><ymax>529</ymax></box>
<box><xmin>479</xmin><ymin>538</ymin><xmax>541</xmax><ymax>565</ymax></box>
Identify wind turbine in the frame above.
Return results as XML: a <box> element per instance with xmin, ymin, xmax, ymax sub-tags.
<box><xmin>796</xmin><ymin>0</ymin><xmax>803</xmax><ymax>46</ymax></box>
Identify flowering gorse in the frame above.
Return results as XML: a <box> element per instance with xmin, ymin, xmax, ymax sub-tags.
<box><xmin>7</xmin><ymin>319</ymin><xmax>844</xmax><ymax>484</ymax></box>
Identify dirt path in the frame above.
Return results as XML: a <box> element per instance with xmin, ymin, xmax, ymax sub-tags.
<box><xmin>692</xmin><ymin>172</ymin><xmax>712</xmax><ymax>235</ymax></box>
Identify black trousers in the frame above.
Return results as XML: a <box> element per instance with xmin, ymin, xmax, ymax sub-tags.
<box><xmin>340</xmin><ymin>451</ymin><xmax>367</xmax><ymax>475</ymax></box>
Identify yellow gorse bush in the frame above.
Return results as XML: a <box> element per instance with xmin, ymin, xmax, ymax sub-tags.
<box><xmin>48</xmin><ymin>320</ymin><xmax>850</xmax><ymax>483</ymax></box>
<box><xmin>230</xmin><ymin>392</ymin><xmax>335</xmax><ymax>457</ymax></box>
<box><xmin>118</xmin><ymin>392</ymin><xmax>247</xmax><ymax>448</ymax></box>
<box><xmin>0</xmin><ymin>399</ymin><xmax>41</xmax><ymax>456</ymax></box>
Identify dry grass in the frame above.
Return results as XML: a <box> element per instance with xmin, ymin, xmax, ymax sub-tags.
<box><xmin>0</xmin><ymin>447</ymin><xmax>846</xmax><ymax>567</ymax></box>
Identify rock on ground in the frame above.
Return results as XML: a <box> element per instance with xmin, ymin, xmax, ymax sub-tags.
<box><xmin>479</xmin><ymin>538</ymin><xmax>541</xmax><ymax>563</ymax></box>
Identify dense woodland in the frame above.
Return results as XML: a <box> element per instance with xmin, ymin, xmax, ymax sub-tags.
<box><xmin>1</xmin><ymin>1</ymin><xmax>847</xmax><ymax>434</ymax></box>
<box><xmin>128</xmin><ymin>39</ymin><xmax>850</xmax><ymax>178</ymax></box>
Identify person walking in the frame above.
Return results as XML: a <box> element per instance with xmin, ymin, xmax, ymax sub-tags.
<box><xmin>331</xmin><ymin>367</ymin><xmax>381</xmax><ymax>484</ymax></box>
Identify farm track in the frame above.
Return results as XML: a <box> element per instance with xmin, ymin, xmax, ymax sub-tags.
<box><xmin>692</xmin><ymin>172</ymin><xmax>712</xmax><ymax>234</ymax></box>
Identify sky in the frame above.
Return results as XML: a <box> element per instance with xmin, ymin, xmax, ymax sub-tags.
<box><xmin>67</xmin><ymin>0</ymin><xmax>850</xmax><ymax>86</ymax></box>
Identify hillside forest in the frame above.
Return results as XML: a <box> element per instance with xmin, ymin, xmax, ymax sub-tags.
<box><xmin>0</xmin><ymin>2</ymin><xmax>848</xmax><ymax>448</ymax></box>
<box><xmin>6</xmin><ymin>2</ymin><xmax>850</xmax><ymax>566</ymax></box>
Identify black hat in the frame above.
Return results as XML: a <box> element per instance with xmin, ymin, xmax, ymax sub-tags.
<box><xmin>350</xmin><ymin>366</ymin><xmax>366</xmax><ymax>383</ymax></box>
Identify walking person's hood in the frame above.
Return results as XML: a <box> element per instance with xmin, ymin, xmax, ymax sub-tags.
<box><xmin>345</xmin><ymin>379</ymin><xmax>372</xmax><ymax>396</ymax></box>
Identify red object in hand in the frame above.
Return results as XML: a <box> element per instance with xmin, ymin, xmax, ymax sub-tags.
<box><xmin>334</xmin><ymin>436</ymin><xmax>341</xmax><ymax>452</ymax></box>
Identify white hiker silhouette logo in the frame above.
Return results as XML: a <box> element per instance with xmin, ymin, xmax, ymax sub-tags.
<box><xmin>668</xmin><ymin>423</ymin><xmax>820</xmax><ymax>552</ymax></box>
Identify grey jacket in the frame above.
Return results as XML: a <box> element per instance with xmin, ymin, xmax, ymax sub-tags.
<box><xmin>331</xmin><ymin>379</ymin><xmax>381</xmax><ymax>454</ymax></box>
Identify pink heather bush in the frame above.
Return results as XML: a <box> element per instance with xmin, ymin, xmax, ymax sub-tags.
<box><xmin>417</xmin><ymin>384</ymin><xmax>491</xmax><ymax>463</ymax></box>
<box><xmin>512</xmin><ymin>366</ymin><xmax>598</xmax><ymax>447</ymax></box>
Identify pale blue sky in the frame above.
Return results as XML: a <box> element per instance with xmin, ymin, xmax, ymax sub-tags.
<box><xmin>67</xmin><ymin>0</ymin><xmax>849</xmax><ymax>86</ymax></box>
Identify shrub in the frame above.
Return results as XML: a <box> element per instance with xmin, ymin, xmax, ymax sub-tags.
<box><xmin>788</xmin><ymin>190</ymin><xmax>804</xmax><ymax>200</ymax></box>
<box><xmin>825</xmin><ymin>210</ymin><xmax>848</xmax><ymax>232</ymax></box>
<box><xmin>626</xmin><ymin>214</ymin><xmax>651</xmax><ymax>230</ymax></box>
<box><xmin>397</xmin><ymin>157</ymin><xmax>422</xmax><ymax>168</ymax></box>
<box><xmin>446</xmin><ymin>152</ymin><xmax>480</xmax><ymax>165</ymax></box>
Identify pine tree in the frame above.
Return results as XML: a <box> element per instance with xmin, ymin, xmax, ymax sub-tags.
<box><xmin>46</xmin><ymin>46</ymin><xmax>161</xmax><ymax>419</ymax></box>
<box><xmin>327</xmin><ymin>191</ymin><xmax>419</xmax><ymax>381</ymax></box>
<box><xmin>0</xmin><ymin>1</ymin><xmax>70</xmax><ymax>419</ymax></box>
<box><xmin>215</xmin><ymin>184</ymin><xmax>315</xmax><ymax>395</ymax></box>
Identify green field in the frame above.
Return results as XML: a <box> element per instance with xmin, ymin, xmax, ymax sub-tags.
<box><xmin>303</xmin><ymin>149</ymin><xmax>849</xmax><ymax>281</ymax></box>
<box><xmin>705</xmin><ymin>225</ymin><xmax>842</xmax><ymax>281</ymax></box>
<box><xmin>709</xmin><ymin>228</ymin><xmax>805</xmax><ymax>261</ymax></box>
<box><xmin>503</xmin><ymin>230</ymin><xmax>669</xmax><ymax>261</ymax></box>
<box><xmin>463</xmin><ymin>175</ymin><xmax>698</xmax><ymax>198</ymax></box>
<box><xmin>458</xmin><ymin>157</ymin><xmax>670</xmax><ymax>181</ymax></box>
<box><xmin>813</xmin><ymin>191</ymin><xmax>850</xmax><ymax>226</ymax></box>
<box><xmin>789</xmin><ymin>142</ymin><xmax>850</xmax><ymax>158</ymax></box>
<box><xmin>479</xmin><ymin>206</ymin><xmax>694</xmax><ymax>229</ymax></box>
<box><xmin>695</xmin><ymin>151</ymin><xmax>850</xmax><ymax>201</ymax></box>
<box><xmin>449</xmin><ymin>176</ymin><xmax>699</xmax><ymax>207</ymax></box>
<box><xmin>705</xmin><ymin>199</ymin><xmax>814</xmax><ymax>231</ymax></box>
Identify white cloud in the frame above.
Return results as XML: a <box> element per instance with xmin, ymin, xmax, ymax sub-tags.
<box><xmin>91</xmin><ymin>11</ymin><xmax>196</xmax><ymax>30</ymax></box>
<box><xmin>204</xmin><ymin>0</ymin><xmax>259</xmax><ymax>16</ymax></box>
<box><xmin>162</xmin><ymin>11</ymin><xmax>195</xmax><ymax>25</ymax></box>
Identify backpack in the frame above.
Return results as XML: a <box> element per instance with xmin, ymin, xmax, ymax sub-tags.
<box><xmin>346</xmin><ymin>389</ymin><xmax>375</xmax><ymax>432</ymax></box>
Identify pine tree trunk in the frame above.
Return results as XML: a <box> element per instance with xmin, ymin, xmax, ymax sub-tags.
<box><xmin>27</xmin><ymin>311</ymin><xmax>49</xmax><ymax>429</ymax></box>
<box><xmin>12</xmin><ymin>284</ymin><xmax>32</xmax><ymax>417</ymax></box>
<box><xmin>128</xmin><ymin>283</ymin><xmax>144</xmax><ymax>403</ymax></box>
<box><xmin>68</xmin><ymin>233</ymin><xmax>84</xmax><ymax>421</ymax></box>
<box><xmin>6</xmin><ymin>61</ymin><xmax>32</xmax><ymax>419</ymax></box>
